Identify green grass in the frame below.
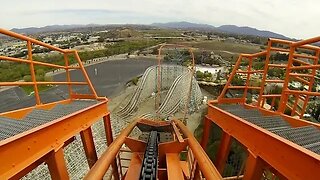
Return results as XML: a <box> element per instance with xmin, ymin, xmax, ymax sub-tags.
<box><xmin>0</xmin><ymin>39</ymin><xmax>163</xmax><ymax>83</ymax></box>
<box><xmin>20</xmin><ymin>85</ymin><xmax>54</xmax><ymax>95</ymax></box>
<box><xmin>184</xmin><ymin>40</ymin><xmax>261</xmax><ymax>54</ymax></box>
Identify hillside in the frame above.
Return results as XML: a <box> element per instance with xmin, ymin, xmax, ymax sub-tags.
<box><xmin>8</xmin><ymin>22</ymin><xmax>289</xmax><ymax>39</ymax></box>
<box><xmin>150</xmin><ymin>21</ymin><xmax>289</xmax><ymax>39</ymax></box>
<box><xmin>216</xmin><ymin>25</ymin><xmax>287</xmax><ymax>39</ymax></box>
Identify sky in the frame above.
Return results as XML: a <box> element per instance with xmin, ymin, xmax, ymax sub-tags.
<box><xmin>0</xmin><ymin>0</ymin><xmax>319</xmax><ymax>39</ymax></box>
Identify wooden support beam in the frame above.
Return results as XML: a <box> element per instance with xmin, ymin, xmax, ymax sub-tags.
<box><xmin>214</xmin><ymin>131</ymin><xmax>232</xmax><ymax>174</ymax></box>
<box><xmin>46</xmin><ymin>148</ymin><xmax>69</xmax><ymax>180</ymax></box>
<box><xmin>80</xmin><ymin>127</ymin><xmax>98</xmax><ymax>168</ymax></box>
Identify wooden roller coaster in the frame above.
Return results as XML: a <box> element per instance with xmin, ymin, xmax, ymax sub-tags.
<box><xmin>0</xmin><ymin>29</ymin><xmax>319</xmax><ymax>180</ymax></box>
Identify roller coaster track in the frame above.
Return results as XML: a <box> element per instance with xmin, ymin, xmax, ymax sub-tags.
<box><xmin>157</xmin><ymin>72</ymin><xmax>189</xmax><ymax>115</ymax></box>
<box><xmin>117</xmin><ymin>66</ymin><xmax>156</xmax><ymax>117</ymax></box>
<box><xmin>117</xmin><ymin>65</ymin><xmax>202</xmax><ymax>119</ymax></box>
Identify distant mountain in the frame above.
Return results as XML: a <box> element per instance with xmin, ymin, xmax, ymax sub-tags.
<box><xmin>150</xmin><ymin>21</ymin><xmax>289</xmax><ymax>39</ymax></box>
<box><xmin>9</xmin><ymin>21</ymin><xmax>289</xmax><ymax>39</ymax></box>
<box><xmin>10</xmin><ymin>24</ymin><xmax>101</xmax><ymax>34</ymax></box>
<box><xmin>216</xmin><ymin>25</ymin><xmax>288</xmax><ymax>39</ymax></box>
<box><xmin>151</xmin><ymin>21</ymin><xmax>215</xmax><ymax>30</ymax></box>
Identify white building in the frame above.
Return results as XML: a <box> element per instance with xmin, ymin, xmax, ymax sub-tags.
<box><xmin>196</xmin><ymin>65</ymin><xmax>226</xmax><ymax>75</ymax></box>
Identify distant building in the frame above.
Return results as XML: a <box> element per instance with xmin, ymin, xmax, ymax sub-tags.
<box><xmin>196</xmin><ymin>65</ymin><xmax>226</xmax><ymax>76</ymax></box>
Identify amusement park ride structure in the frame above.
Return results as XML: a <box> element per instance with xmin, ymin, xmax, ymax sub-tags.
<box><xmin>0</xmin><ymin>28</ymin><xmax>319</xmax><ymax>180</ymax></box>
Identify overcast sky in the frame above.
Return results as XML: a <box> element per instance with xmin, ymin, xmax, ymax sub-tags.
<box><xmin>1</xmin><ymin>0</ymin><xmax>318</xmax><ymax>39</ymax></box>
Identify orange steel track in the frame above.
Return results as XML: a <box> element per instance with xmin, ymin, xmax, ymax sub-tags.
<box><xmin>0</xmin><ymin>28</ymin><xmax>320</xmax><ymax>180</ymax></box>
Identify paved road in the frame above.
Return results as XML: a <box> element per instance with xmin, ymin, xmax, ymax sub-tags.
<box><xmin>0</xmin><ymin>58</ymin><xmax>156</xmax><ymax>113</ymax></box>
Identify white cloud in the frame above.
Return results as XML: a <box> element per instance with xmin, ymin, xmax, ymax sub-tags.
<box><xmin>0</xmin><ymin>0</ymin><xmax>319</xmax><ymax>39</ymax></box>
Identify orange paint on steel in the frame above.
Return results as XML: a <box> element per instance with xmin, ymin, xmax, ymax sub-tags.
<box><xmin>293</xmin><ymin>53</ymin><xmax>318</xmax><ymax>60</ymax></box>
<box><xmin>103</xmin><ymin>114</ymin><xmax>120</xmax><ymax>180</ymax></box>
<box><xmin>0</xmin><ymin>100</ymin><xmax>108</xmax><ymax>179</ymax></box>
<box><xmin>277</xmin><ymin>46</ymin><xmax>295</xmax><ymax>113</ymax></box>
<box><xmin>289</xmin><ymin>72</ymin><xmax>313</xmax><ymax>78</ymax></box>
<box><xmin>269</xmin><ymin>37</ymin><xmax>319</xmax><ymax>51</ymax></box>
<box><xmin>0</xmin><ymin>56</ymin><xmax>66</xmax><ymax>69</ymax></box>
<box><xmin>268</xmin><ymin>64</ymin><xmax>287</xmax><ymax>68</ymax></box>
<box><xmin>243</xmin><ymin>150</ymin><xmax>264</xmax><ymax>180</ymax></box>
<box><xmin>291</xmin><ymin>76</ymin><xmax>310</xmax><ymax>85</ymax></box>
<box><xmin>124</xmin><ymin>153</ymin><xmax>143</xmax><ymax>180</ymax></box>
<box><xmin>218</xmin><ymin>55</ymin><xmax>243</xmax><ymax>101</ymax></box>
<box><xmin>270</xmin><ymin>97</ymin><xmax>276</xmax><ymax>110</ymax></box>
<box><xmin>265</xmin><ymin>79</ymin><xmax>284</xmax><ymax>83</ymax></box>
<box><xmin>214</xmin><ymin>131</ymin><xmax>232</xmax><ymax>173</ymax></box>
<box><xmin>0</xmin><ymin>81</ymin><xmax>88</xmax><ymax>86</ymax></box>
<box><xmin>207</xmin><ymin>104</ymin><xmax>320</xmax><ymax>179</ymax></box>
<box><xmin>64</xmin><ymin>53</ymin><xmax>73</xmax><ymax>97</ymax></box>
<box><xmin>236</xmin><ymin>70</ymin><xmax>264</xmax><ymax>74</ymax></box>
<box><xmin>27</xmin><ymin>41</ymin><xmax>41</xmax><ymax>105</ymax></box>
<box><xmin>46</xmin><ymin>147</ymin><xmax>69</xmax><ymax>180</ymax></box>
<box><xmin>228</xmin><ymin>86</ymin><xmax>260</xmax><ymax>90</ymax></box>
<box><xmin>299</xmin><ymin>48</ymin><xmax>320</xmax><ymax>118</ymax></box>
<box><xmin>292</xmin><ymin>58</ymin><xmax>312</xmax><ymax>65</ymax></box>
<box><xmin>0</xmin><ymin>28</ymin><xmax>66</xmax><ymax>53</ymax></box>
<box><xmin>80</xmin><ymin>127</ymin><xmax>98</xmax><ymax>168</ymax></box>
<box><xmin>73</xmin><ymin>51</ymin><xmax>98</xmax><ymax>98</ymax></box>
<box><xmin>200</xmin><ymin>117</ymin><xmax>211</xmax><ymax>148</ymax></box>
<box><xmin>243</xmin><ymin>57</ymin><xmax>252</xmax><ymax>100</ymax></box>
<box><xmin>173</xmin><ymin>119</ymin><xmax>222</xmax><ymax>179</ymax></box>
<box><xmin>291</xmin><ymin>95</ymin><xmax>299</xmax><ymax>116</ymax></box>
<box><xmin>261</xmin><ymin>94</ymin><xmax>282</xmax><ymax>98</ymax></box>
<box><xmin>170</xmin><ymin>121</ymin><xmax>184</xmax><ymax>143</ymax></box>
<box><xmin>166</xmin><ymin>153</ymin><xmax>185</xmax><ymax>180</ymax></box>
<box><xmin>244</xmin><ymin>103</ymin><xmax>320</xmax><ymax>129</ymax></box>
<box><xmin>0</xmin><ymin>99</ymin><xmax>71</xmax><ymax>119</ymax></box>
<box><xmin>291</xmin><ymin>36</ymin><xmax>320</xmax><ymax>48</ymax></box>
<box><xmin>270</xmin><ymin>47</ymin><xmax>290</xmax><ymax>52</ymax></box>
<box><xmin>289</xmin><ymin>64</ymin><xmax>320</xmax><ymax>70</ymax></box>
<box><xmin>0</xmin><ymin>29</ymin><xmax>99</xmax><ymax>107</ymax></box>
<box><xmin>285</xmin><ymin>89</ymin><xmax>320</xmax><ymax>96</ymax></box>
<box><xmin>84</xmin><ymin>119</ymin><xmax>140</xmax><ymax>180</ymax></box>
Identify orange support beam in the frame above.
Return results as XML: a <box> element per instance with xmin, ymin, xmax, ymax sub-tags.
<box><xmin>173</xmin><ymin>120</ymin><xmax>222</xmax><ymax>179</ymax></box>
<box><xmin>46</xmin><ymin>148</ymin><xmax>69</xmax><ymax>180</ymax></box>
<box><xmin>103</xmin><ymin>114</ymin><xmax>120</xmax><ymax>180</ymax></box>
<box><xmin>0</xmin><ymin>100</ymin><xmax>108</xmax><ymax>179</ymax></box>
<box><xmin>166</xmin><ymin>153</ymin><xmax>184</xmax><ymax>180</ymax></box>
<box><xmin>200</xmin><ymin>117</ymin><xmax>211</xmax><ymax>149</ymax></box>
<box><xmin>243</xmin><ymin>150</ymin><xmax>264</xmax><ymax>180</ymax></box>
<box><xmin>27</xmin><ymin>40</ymin><xmax>41</xmax><ymax>105</ymax></box>
<box><xmin>85</xmin><ymin>119</ymin><xmax>140</xmax><ymax>180</ymax></box>
<box><xmin>207</xmin><ymin>104</ymin><xmax>320</xmax><ymax>179</ymax></box>
<box><xmin>214</xmin><ymin>131</ymin><xmax>232</xmax><ymax>174</ymax></box>
<box><xmin>124</xmin><ymin>153</ymin><xmax>143</xmax><ymax>180</ymax></box>
<box><xmin>80</xmin><ymin>127</ymin><xmax>98</xmax><ymax>168</ymax></box>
